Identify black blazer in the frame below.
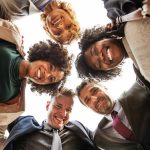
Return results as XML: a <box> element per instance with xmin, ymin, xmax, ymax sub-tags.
<box><xmin>4</xmin><ymin>116</ymin><xmax>97</xmax><ymax>150</ymax></box>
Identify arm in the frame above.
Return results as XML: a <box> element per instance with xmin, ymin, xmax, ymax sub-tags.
<box><xmin>102</xmin><ymin>0</ymin><xmax>143</xmax><ymax>22</ymax></box>
<box><xmin>104</xmin><ymin>8</ymin><xmax>143</xmax><ymax>37</ymax></box>
<box><xmin>0</xmin><ymin>79</ymin><xmax>26</xmax><ymax>113</ymax></box>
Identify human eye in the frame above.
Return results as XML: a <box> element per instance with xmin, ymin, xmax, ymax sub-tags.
<box><xmin>55</xmin><ymin>29</ymin><xmax>62</xmax><ymax>37</ymax></box>
<box><xmin>48</xmin><ymin>76</ymin><xmax>55</xmax><ymax>83</ymax></box>
<box><xmin>91</xmin><ymin>87</ymin><xmax>99</xmax><ymax>95</ymax></box>
<box><xmin>55</xmin><ymin>104</ymin><xmax>62</xmax><ymax>109</ymax></box>
<box><xmin>84</xmin><ymin>96</ymin><xmax>90</xmax><ymax>105</ymax></box>
<box><xmin>66</xmin><ymin>108</ymin><xmax>72</xmax><ymax>113</ymax></box>
<box><xmin>66</xmin><ymin>24</ymin><xmax>72</xmax><ymax>29</ymax></box>
<box><xmin>49</xmin><ymin>64</ymin><xmax>54</xmax><ymax>71</ymax></box>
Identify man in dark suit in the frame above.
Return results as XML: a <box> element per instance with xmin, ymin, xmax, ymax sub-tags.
<box><xmin>3</xmin><ymin>88</ymin><xmax>96</xmax><ymax>150</ymax></box>
<box><xmin>76</xmin><ymin>79</ymin><xmax>150</xmax><ymax>150</ymax></box>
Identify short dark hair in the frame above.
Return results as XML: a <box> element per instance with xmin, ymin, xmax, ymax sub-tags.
<box><xmin>53</xmin><ymin>87</ymin><xmax>75</xmax><ymax>98</ymax></box>
<box><xmin>75</xmin><ymin>26</ymin><xmax>125</xmax><ymax>81</ymax></box>
<box><xmin>27</xmin><ymin>40</ymin><xmax>72</xmax><ymax>95</ymax></box>
<box><xmin>76</xmin><ymin>79</ymin><xmax>98</xmax><ymax>106</ymax></box>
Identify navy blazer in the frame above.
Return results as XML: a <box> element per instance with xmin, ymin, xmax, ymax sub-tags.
<box><xmin>4</xmin><ymin>116</ymin><xmax>97</xmax><ymax>150</ymax></box>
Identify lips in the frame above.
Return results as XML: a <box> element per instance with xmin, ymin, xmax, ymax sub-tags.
<box><xmin>35</xmin><ymin>68</ymin><xmax>44</xmax><ymax>81</ymax></box>
<box><xmin>106</xmin><ymin>48</ymin><xmax>112</xmax><ymax>61</ymax></box>
<box><xmin>37</xmin><ymin>69</ymin><xmax>41</xmax><ymax>79</ymax></box>
<box><xmin>54</xmin><ymin>116</ymin><xmax>64</xmax><ymax>125</ymax></box>
<box><xmin>96</xmin><ymin>98</ymin><xmax>107</xmax><ymax>111</ymax></box>
<box><xmin>51</xmin><ymin>16</ymin><xmax>62</xmax><ymax>26</ymax></box>
<box><xmin>102</xmin><ymin>47</ymin><xmax>113</xmax><ymax>64</ymax></box>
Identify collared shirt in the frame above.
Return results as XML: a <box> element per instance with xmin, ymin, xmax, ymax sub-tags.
<box><xmin>30</xmin><ymin>0</ymin><xmax>52</xmax><ymax>11</ymax></box>
<box><xmin>13</xmin><ymin>121</ymin><xmax>87</xmax><ymax>150</ymax></box>
<box><xmin>103</xmin><ymin>101</ymin><xmax>131</xmax><ymax>139</ymax></box>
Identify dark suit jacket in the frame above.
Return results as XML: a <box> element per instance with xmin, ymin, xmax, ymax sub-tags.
<box><xmin>94</xmin><ymin>82</ymin><xmax>150</xmax><ymax>150</ymax></box>
<box><xmin>4</xmin><ymin>116</ymin><xmax>97</xmax><ymax>150</ymax></box>
<box><xmin>102</xmin><ymin>0</ymin><xmax>143</xmax><ymax>21</ymax></box>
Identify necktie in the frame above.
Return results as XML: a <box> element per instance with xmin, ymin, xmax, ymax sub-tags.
<box><xmin>51</xmin><ymin>129</ymin><xmax>62</xmax><ymax>150</ymax></box>
<box><xmin>111</xmin><ymin>111</ymin><xmax>135</xmax><ymax>141</ymax></box>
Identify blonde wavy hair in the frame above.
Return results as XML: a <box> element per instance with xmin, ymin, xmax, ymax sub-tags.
<box><xmin>41</xmin><ymin>1</ymin><xmax>80</xmax><ymax>44</ymax></box>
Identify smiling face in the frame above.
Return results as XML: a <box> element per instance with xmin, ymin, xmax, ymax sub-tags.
<box><xmin>27</xmin><ymin>60</ymin><xmax>64</xmax><ymax>85</ymax></box>
<box><xmin>79</xmin><ymin>83</ymin><xmax>114</xmax><ymax>114</ymax></box>
<box><xmin>84</xmin><ymin>39</ymin><xmax>125</xmax><ymax>71</ymax></box>
<box><xmin>46</xmin><ymin>9</ymin><xmax>75</xmax><ymax>44</ymax></box>
<box><xmin>46</xmin><ymin>95</ymin><xmax>74</xmax><ymax>129</ymax></box>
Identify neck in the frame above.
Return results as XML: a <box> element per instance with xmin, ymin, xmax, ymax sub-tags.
<box><xmin>19</xmin><ymin>60</ymin><xmax>30</xmax><ymax>79</ymax></box>
<box><xmin>106</xmin><ymin>101</ymin><xmax>116</xmax><ymax>115</ymax></box>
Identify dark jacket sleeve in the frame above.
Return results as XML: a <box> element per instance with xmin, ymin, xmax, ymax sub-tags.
<box><xmin>69</xmin><ymin>120</ymin><xmax>98</xmax><ymax>150</ymax></box>
<box><xmin>102</xmin><ymin>0</ymin><xmax>143</xmax><ymax>21</ymax></box>
<box><xmin>4</xmin><ymin>116</ymin><xmax>42</xmax><ymax>150</ymax></box>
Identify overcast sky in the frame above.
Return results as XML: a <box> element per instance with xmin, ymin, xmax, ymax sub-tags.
<box><xmin>14</xmin><ymin>0</ymin><xmax>136</xmax><ymax>131</ymax></box>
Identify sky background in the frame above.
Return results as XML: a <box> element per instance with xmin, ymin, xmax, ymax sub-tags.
<box><xmin>14</xmin><ymin>0</ymin><xmax>136</xmax><ymax>131</ymax></box>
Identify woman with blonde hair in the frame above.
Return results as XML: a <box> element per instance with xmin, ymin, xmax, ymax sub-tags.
<box><xmin>0</xmin><ymin>0</ymin><xmax>80</xmax><ymax>44</ymax></box>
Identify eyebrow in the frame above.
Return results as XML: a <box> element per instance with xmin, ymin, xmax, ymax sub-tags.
<box><xmin>90</xmin><ymin>87</ymin><xmax>99</xmax><ymax>95</ymax></box>
<box><xmin>84</xmin><ymin>96</ymin><xmax>90</xmax><ymax>105</ymax></box>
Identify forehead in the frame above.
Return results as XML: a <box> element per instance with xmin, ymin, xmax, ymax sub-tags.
<box><xmin>80</xmin><ymin>83</ymin><xmax>100</xmax><ymax>97</ymax></box>
<box><xmin>54</xmin><ymin>95</ymin><xmax>74</xmax><ymax>106</ymax></box>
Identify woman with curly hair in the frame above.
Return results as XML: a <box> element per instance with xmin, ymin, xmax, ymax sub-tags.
<box><xmin>0</xmin><ymin>18</ymin><xmax>72</xmax><ymax>147</ymax></box>
<box><xmin>0</xmin><ymin>0</ymin><xmax>80</xmax><ymax>44</ymax></box>
<box><xmin>75</xmin><ymin>25</ymin><xmax>126</xmax><ymax>81</ymax></box>
<box><xmin>75</xmin><ymin>3</ymin><xmax>150</xmax><ymax>87</ymax></box>
<box><xmin>27</xmin><ymin>40</ymin><xmax>72</xmax><ymax>94</ymax></box>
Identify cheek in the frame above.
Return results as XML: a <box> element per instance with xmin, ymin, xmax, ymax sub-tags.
<box><xmin>85</xmin><ymin>54</ymin><xmax>96</xmax><ymax>66</ymax></box>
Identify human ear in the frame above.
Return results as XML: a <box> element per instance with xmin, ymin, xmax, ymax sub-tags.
<box><xmin>46</xmin><ymin>101</ymin><xmax>51</xmax><ymax>111</ymax></box>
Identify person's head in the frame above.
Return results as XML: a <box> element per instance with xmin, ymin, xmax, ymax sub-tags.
<box><xmin>76</xmin><ymin>79</ymin><xmax>114</xmax><ymax>114</ymax></box>
<box><xmin>0</xmin><ymin>0</ymin><xmax>29</xmax><ymax>20</ymax></box>
<box><xmin>46</xmin><ymin>88</ymin><xmax>75</xmax><ymax>129</ymax></box>
<box><xmin>41</xmin><ymin>1</ymin><xmax>80</xmax><ymax>44</ymax></box>
<box><xmin>27</xmin><ymin>40</ymin><xmax>72</xmax><ymax>94</ymax></box>
<box><xmin>75</xmin><ymin>26</ymin><xmax>127</xmax><ymax>80</ymax></box>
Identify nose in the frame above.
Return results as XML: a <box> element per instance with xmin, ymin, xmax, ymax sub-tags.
<box><xmin>57</xmin><ymin>23</ymin><xmax>64</xmax><ymax>30</ymax></box>
<box><xmin>60</xmin><ymin>109</ymin><xmax>67</xmax><ymax>118</ymax></box>
<box><xmin>91</xmin><ymin>96</ymin><xmax>97</xmax><ymax>102</ymax></box>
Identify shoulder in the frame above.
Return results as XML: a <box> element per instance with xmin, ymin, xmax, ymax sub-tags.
<box><xmin>8</xmin><ymin>115</ymin><xmax>41</xmax><ymax>133</ymax></box>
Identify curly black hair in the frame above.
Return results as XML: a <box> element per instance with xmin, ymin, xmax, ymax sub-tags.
<box><xmin>75</xmin><ymin>25</ymin><xmax>126</xmax><ymax>81</ymax></box>
<box><xmin>27</xmin><ymin>40</ymin><xmax>72</xmax><ymax>95</ymax></box>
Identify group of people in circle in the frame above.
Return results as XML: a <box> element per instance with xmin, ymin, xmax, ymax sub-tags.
<box><xmin>0</xmin><ymin>0</ymin><xmax>150</xmax><ymax>150</ymax></box>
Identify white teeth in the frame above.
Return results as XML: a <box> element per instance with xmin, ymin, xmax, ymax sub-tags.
<box><xmin>56</xmin><ymin>117</ymin><xmax>63</xmax><ymax>121</ymax></box>
<box><xmin>107</xmin><ymin>48</ymin><xmax>112</xmax><ymax>61</ymax></box>
<box><xmin>54</xmin><ymin>18</ymin><xmax>61</xmax><ymax>25</ymax></box>
<box><xmin>37</xmin><ymin>69</ymin><xmax>41</xmax><ymax>79</ymax></box>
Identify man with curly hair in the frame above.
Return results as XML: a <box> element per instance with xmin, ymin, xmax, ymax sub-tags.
<box><xmin>76</xmin><ymin>79</ymin><xmax>150</xmax><ymax>150</ymax></box>
<box><xmin>0</xmin><ymin>18</ymin><xmax>72</xmax><ymax>148</ymax></box>
<box><xmin>3</xmin><ymin>88</ymin><xmax>96</xmax><ymax>150</ymax></box>
<box><xmin>0</xmin><ymin>0</ymin><xmax>80</xmax><ymax>44</ymax></box>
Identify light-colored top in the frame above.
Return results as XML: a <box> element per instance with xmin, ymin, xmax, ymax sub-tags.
<box><xmin>123</xmin><ymin>18</ymin><xmax>150</xmax><ymax>82</ymax></box>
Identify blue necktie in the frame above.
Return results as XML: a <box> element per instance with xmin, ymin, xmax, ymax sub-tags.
<box><xmin>51</xmin><ymin>129</ymin><xmax>62</xmax><ymax>150</ymax></box>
